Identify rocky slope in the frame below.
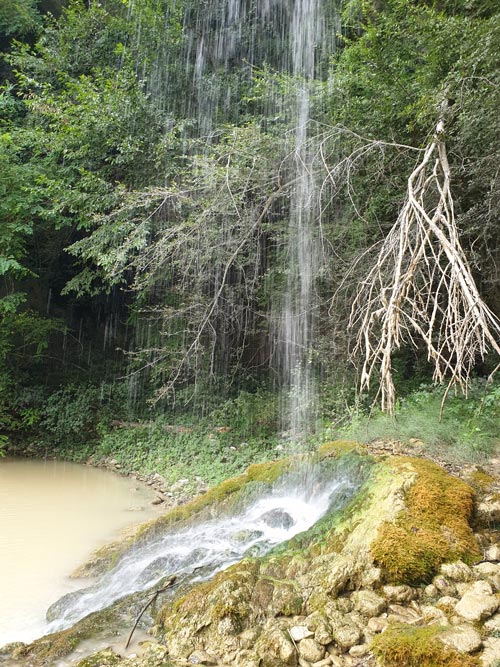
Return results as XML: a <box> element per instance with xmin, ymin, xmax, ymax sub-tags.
<box><xmin>2</xmin><ymin>442</ymin><xmax>499</xmax><ymax>667</ymax></box>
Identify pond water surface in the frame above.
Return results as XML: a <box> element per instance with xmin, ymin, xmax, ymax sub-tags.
<box><xmin>0</xmin><ymin>457</ymin><xmax>159</xmax><ymax>647</ymax></box>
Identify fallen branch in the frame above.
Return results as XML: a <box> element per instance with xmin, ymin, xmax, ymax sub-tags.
<box><xmin>125</xmin><ymin>575</ymin><xmax>177</xmax><ymax>649</ymax></box>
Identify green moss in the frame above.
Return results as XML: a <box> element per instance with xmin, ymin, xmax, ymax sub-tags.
<box><xmin>371</xmin><ymin>624</ymin><xmax>479</xmax><ymax>667</ymax></box>
<box><xmin>317</xmin><ymin>440</ymin><xmax>366</xmax><ymax>458</ymax></box>
<box><xmin>469</xmin><ymin>467</ymin><xmax>496</xmax><ymax>493</ymax></box>
<box><xmin>371</xmin><ymin>458</ymin><xmax>481</xmax><ymax>585</ymax></box>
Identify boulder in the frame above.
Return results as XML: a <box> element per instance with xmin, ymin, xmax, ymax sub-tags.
<box><xmin>290</xmin><ymin>626</ymin><xmax>314</xmax><ymax>642</ymax></box>
<box><xmin>259</xmin><ymin>509</ymin><xmax>295</xmax><ymax>530</ymax></box>
<box><xmin>438</xmin><ymin>624</ymin><xmax>482</xmax><ymax>654</ymax></box>
<box><xmin>477</xmin><ymin>498</ymin><xmax>500</xmax><ymax>525</ymax></box>
<box><xmin>382</xmin><ymin>585</ymin><xmax>417</xmax><ymax>604</ymax></box>
<box><xmin>332</xmin><ymin>624</ymin><xmax>361</xmax><ymax>650</ymax></box>
<box><xmin>297</xmin><ymin>638</ymin><xmax>325</xmax><ymax>663</ymax></box>
<box><xmin>440</xmin><ymin>561</ymin><xmax>473</xmax><ymax>582</ymax></box>
<box><xmin>432</xmin><ymin>575</ymin><xmax>457</xmax><ymax>597</ymax></box>
<box><xmin>455</xmin><ymin>582</ymin><xmax>499</xmax><ymax>622</ymax></box>
<box><xmin>484</xmin><ymin>544</ymin><xmax>500</xmax><ymax>562</ymax></box>
<box><xmin>481</xmin><ymin>637</ymin><xmax>500</xmax><ymax>667</ymax></box>
<box><xmin>351</xmin><ymin>590</ymin><xmax>386</xmax><ymax>617</ymax></box>
<box><xmin>484</xmin><ymin>612</ymin><xmax>500</xmax><ymax>634</ymax></box>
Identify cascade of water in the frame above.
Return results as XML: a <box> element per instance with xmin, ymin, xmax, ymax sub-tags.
<box><xmin>279</xmin><ymin>0</ymin><xmax>324</xmax><ymax>443</ymax></box>
<box><xmin>46</xmin><ymin>462</ymin><xmax>363</xmax><ymax>633</ymax></box>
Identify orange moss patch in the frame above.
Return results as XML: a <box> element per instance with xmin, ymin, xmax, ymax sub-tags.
<box><xmin>371</xmin><ymin>458</ymin><xmax>480</xmax><ymax>585</ymax></box>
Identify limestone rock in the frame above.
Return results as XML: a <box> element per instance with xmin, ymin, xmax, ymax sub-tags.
<box><xmin>435</xmin><ymin>596</ymin><xmax>459</xmax><ymax>611</ymax></box>
<box><xmin>348</xmin><ymin>644</ymin><xmax>369</xmax><ymax>658</ymax></box>
<box><xmin>440</xmin><ymin>561</ymin><xmax>473</xmax><ymax>582</ymax></box>
<box><xmin>477</xmin><ymin>498</ymin><xmax>500</xmax><ymax>525</ymax></box>
<box><xmin>484</xmin><ymin>612</ymin><xmax>500</xmax><ymax>633</ymax></box>
<box><xmin>188</xmin><ymin>649</ymin><xmax>218</xmax><ymax>665</ymax></box>
<box><xmin>298</xmin><ymin>638</ymin><xmax>325</xmax><ymax>664</ymax></box>
<box><xmin>387</xmin><ymin>604</ymin><xmax>422</xmax><ymax>626</ymax></box>
<box><xmin>433</xmin><ymin>575</ymin><xmax>457</xmax><ymax>597</ymax></box>
<box><xmin>255</xmin><ymin>621</ymin><xmax>298</xmax><ymax>666</ymax></box>
<box><xmin>455</xmin><ymin>583</ymin><xmax>499</xmax><ymax>622</ymax></box>
<box><xmin>420</xmin><ymin>605</ymin><xmax>449</xmax><ymax>625</ymax></box>
<box><xmin>424</xmin><ymin>584</ymin><xmax>438</xmax><ymax>598</ymax></box>
<box><xmin>382</xmin><ymin>584</ymin><xmax>416</xmax><ymax>604</ymax></box>
<box><xmin>290</xmin><ymin>626</ymin><xmax>314</xmax><ymax>642</ymax></box>
<box><xmin>481</xmin><ymin>637</ymin><xmax>500</xmax><ymax>667</ymax></box>
<box><xmin>310</xmin><ymin>658</ymin><xmax>332</xmax><ymax>667</ymax></box>
<box><xmin>485</xmin><ymin>544</ymin><xmax>500</xmax><ymax>562</ymax></box>
<box><xmin>351</xmin><ymin>590</ymin><xmax>386</xmax><ymax>617</ymax></box>
<box><xmin>474</xmin><ymin>563</ymin><xmax>499</xmax><ymax>578</ymax></box>
<box><xmin>367</xmin><ymin>616</ymin><xmax>388</xmax><ymax>633</ymax></box>
<box><xmin>438</xmin><ymin>624</ymin><xmax>482</xmax><ymax>654</ymax></box>
<box><xmin>333</xmin><ymin>625</ymin><xmax>361</xmax><ymax>650</ymax></box>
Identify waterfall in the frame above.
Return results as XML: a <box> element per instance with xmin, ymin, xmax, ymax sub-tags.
<box><xmin>278</xmin><ymin>0</ymin><xmax>324</xmax><ymax>443</ymax></box>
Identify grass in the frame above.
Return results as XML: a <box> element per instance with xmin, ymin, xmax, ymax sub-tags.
<box><xmin>330</xmin><ymin>379</ymin><xmax>500</xmax><ymax>463</ymax></box>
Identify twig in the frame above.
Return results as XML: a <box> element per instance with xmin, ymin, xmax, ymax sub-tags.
<box><xmin>125</xmin><ymin>575</ymin><xmax>177</xmax><ymax>649</ymax></box>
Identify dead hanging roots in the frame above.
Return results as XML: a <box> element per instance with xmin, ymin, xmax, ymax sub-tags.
<box><xmin>349</xmin><ymin>122</ymin><xmax>500</xmax><ymax>415</ymax></box>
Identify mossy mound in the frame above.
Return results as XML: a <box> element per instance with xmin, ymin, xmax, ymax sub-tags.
<box><xmin>371</xmin><ymin>624</ymin><xmax>479</xmax><ymax>667</ymax></box>
<box><xmin>371</xmin><ymin>458</ymin><xmax>481</xmax><ymax>585</ymax></box>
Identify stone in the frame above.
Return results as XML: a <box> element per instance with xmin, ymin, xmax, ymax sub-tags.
<box><xmin>455</xmin><ymin>586</ymin><xmax>499</xmax><ymax>622</ymax></box>
<box><xmin>438</xmin><ymin>624</ymin><xmax>483</xmax><ymax>654</ymax></box>
<box><xmin>474</xmin><ymin>563</ymin><xmax>499</xmax><ymax>577</ymax></box>
<box><xmin>290</xmin><ymin>626</ymin><xmax>314</xmax><ymax>642</ymax></box>
<box><xmin>299</xmin><ymin>659</ymin><xmax>311</xmax><ymax>667</ymax></box>
<box><xmin>485</xmin><ymin>544</ymin><xmax>500</xmax><ymax>562</ymax></box>
<box><xmin>259</xmin><ymin>509</ymin><xmax>295</xmax><ymax>529</ymax></box>
<box><xmin>424</xmin><ymin>584</ymin><xmax>438</xmax><ymax>598</ymax></box>
<box><xmin>440</xmin><ymin>561</ymin><xmax>473</xmax><ymax>582</ymax></box>
<box><xmin>333</xmin><ymin>625</ymin><xmax>361</xmax><ymax>650</ymax></box>
<box><xmin>359</xmin><ymin>567</ymin><xmax>382</xmax><ymax>588</ymax></box>
<box><xmin>484</xmin><ymin>612</ymin><xmax>500</xmax><ymax>633</ymax></box>
<box><xmin>420</xmin><ymin>605</ymin><xmax>449</xmax><ymax>625</ymax></box>
<box><xmin>351</xmin><ymin>590</ymin><xmax>386</xmax><ymax>617</ymax></box>
<box><xmin>311</xmin><ymin>659</ymin><xmax>332</xmax><ymax>667</ymax></box>
<box><xmin>314</xmin><ymin>624</ymin><xmax>333</xmax><ymax>646</ymax></box>
<box><xmin>477</xmin><ymin>498</ymin><xmax>500</xmax><ymax>525</ymax></box>
<box><xmin>481</xmin><ymin>637</ymin><xmax>500</xmax><ymax>667</ymax></box>
<box><xmin>433</xmin><ymin>575</ymin><xmax>457</xmax><ymax>597</ymax></box>
<box><xmin>188</xmin><ymin>649</ymin><xmax>218</xmax><ymax>665</ymax></box>
<box><xmin>349</xmin><ymin>644</ymin><xmax>369</xmax><ymax>658</ymax></box>
<box><xmin>387</xmin><ymin>604</ymin><xmax>422</xmax><ymax>626</ymax></box>
<box><xmin>367</xmin><ymin>616</ymin><xmax>388</xmax><ymax>633</ymax></box>
<box><xmin>298</xmin><ymin>639</ymin><xmax>325</xmax><ymax>664</ymax></box>
<box><xmin>382</xmin><ymin>585</ymin><xmax>417</xmax><ymax>604</ymax></box>
<box><xmin>435</xmin><ymin>596</ymin><xmax>459</xmax><ymax>611</ymax></box>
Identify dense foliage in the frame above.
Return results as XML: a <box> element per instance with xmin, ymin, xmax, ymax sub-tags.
<box><xmin>1</xmin><ymin>0</ymin><xmax>500</xmax><ymax>461</ymax></box>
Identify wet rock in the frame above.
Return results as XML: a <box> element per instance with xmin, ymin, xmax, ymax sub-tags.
<box><xmin>382</xmin><ymin>584</ymin><xmax>416</xmax><ymax>604</ymax></box>
<box><xmin>75</xmin><ymin>649</ymin><xmax>123</xmax><ymax>666</ymax></box>
<box><xmin>231</xmin><ymin>529</ymin><xmax>264</xmax><ymax>544</ymax></box>
<box><xmin>298</xmin><ymin>638</ymin><xmax>325</xmax><ymax>663</ymax></box>
<box><xmin>137</xmin><ymin>557</ymin><xmax>174</xmax><ymax>584</ymax></box>
<box><xmin>438</xmin><ymin>624</ymin><xmax>482</xmax><ymax>653</ymax></box>
<box><xmin>290</xmin><ymin>626</ymin><xmax>314</xmax><ymax>642</ymax></box>
<box><xmin>481</xmin><ymin>637</ymin><xmax>500</xmax><ymax>667</ymax></box>
<box><xmin>440</xmin><ymin>561</ymin><xmax>473</xmax><ymax>582</ymax></box>
<box><xmin>46</xmin><ymin>588</ymin><xmax>90</xmax><ymax>622</ymax></box>
<box><xmin>351</xmin><ymin>590</ymin><xmax>386</xmax><ymax>617</ymax></box>
<box><xmin>259</xmin><ymin>509</ymin><xmax>295</xmax><ymax>529</ymax></box>
<box><xmin>455</xmin><ymin>581</ymin><xmax>499</xmax><ymax>622</ymax></box>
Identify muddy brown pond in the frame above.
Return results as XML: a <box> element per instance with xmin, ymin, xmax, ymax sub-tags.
<box><xmin>0</xmin><ymin>457</ymin><xmax>159</xmax><ymax>647</ymax></box>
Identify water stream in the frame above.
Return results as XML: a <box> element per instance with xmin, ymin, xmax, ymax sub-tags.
<box><xmin>46</xmin><ymin>459</ymin><xmax>365</xmax><ymax>634</ymax></box>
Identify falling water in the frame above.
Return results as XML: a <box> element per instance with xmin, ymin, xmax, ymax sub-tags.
<box><xmin>279</xmin><ymin>0</ymin><xmax>324</xmax><ymax>442</ymax></box>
